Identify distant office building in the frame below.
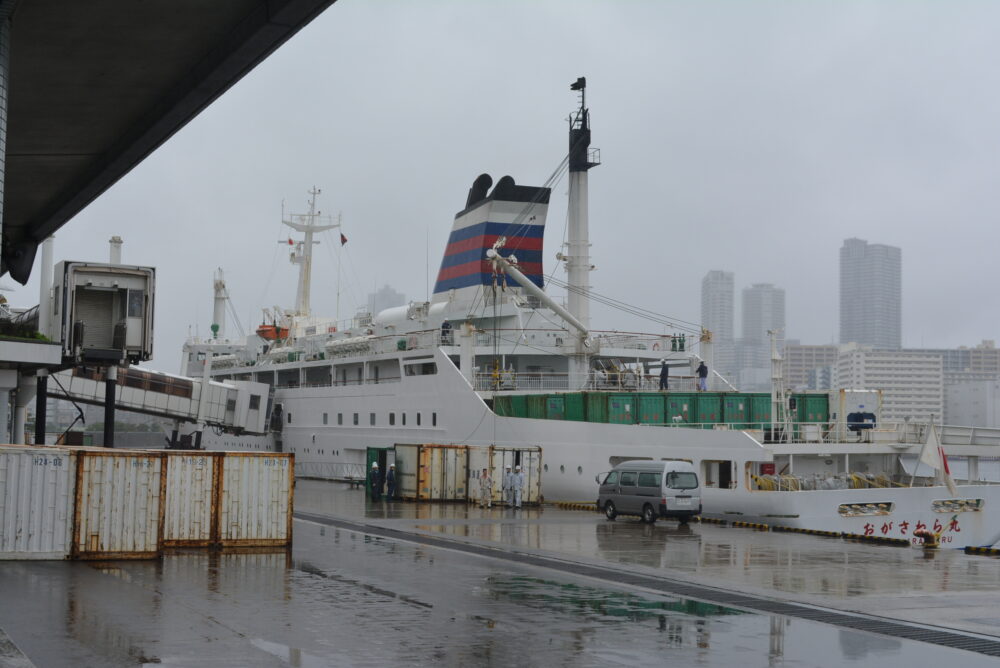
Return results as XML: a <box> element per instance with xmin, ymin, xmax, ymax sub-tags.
<box><xmin>945</xmin><ymin>380</ymin><xmax>1000</xmax><ymax>428</ymax></box>
<box><xmin>740</xmin><ymin>283</ymin><xmax>785</xmax><ymax>374</ymax></box>
<box><xmin>807</xmin><ymin>365</ymin><xmax>834</xmax><ymax>391</ymax></box>
<box><xmin>701</xmin><ymin>271</ymin><xmax>735</xmax><ymax>378</ymax></box>
<box><xmin>834</xmin><ymin>344</ymin><xmax>942</xmax><ymax>422</ymax></box>
<box><xmin>367</xmin><ymin>284</ymin><xmax>406</xmax><ymax>316</ymax></box>
<box><xmin>839</xmin><ymin>238</ymin><xmax>901</xmax><ymax>349</ymax></box>
<box><xmin>785</xmin><ymin>344</ymin><xmax>840</xmax><ymax>390</ymax></box>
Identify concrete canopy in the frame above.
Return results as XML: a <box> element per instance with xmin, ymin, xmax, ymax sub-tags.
<box><xmin>1</xmin><ymin>0</ymin><xmax>338</xmax><ymax>284</ymax></box>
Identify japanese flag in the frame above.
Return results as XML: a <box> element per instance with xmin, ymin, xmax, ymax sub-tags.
<box><xmin>918</xmin><ymin>425</ymin><xmax>959</xmax><ymax>496</ymax></box>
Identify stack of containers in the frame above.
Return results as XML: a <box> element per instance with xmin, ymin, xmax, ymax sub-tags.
<box><xmin>0</xmin><ymin>445</ymin><xmax>293</xmax><ymax>560</ymax></box>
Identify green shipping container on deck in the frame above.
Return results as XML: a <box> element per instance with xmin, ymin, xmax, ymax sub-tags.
<box><xmin>510</xmin><ymin>395</ymin><xmax>528</xmax><ymax>418</ymax></box>
<box><xmin>693</xmin><ymin>393</ymin><xmax>722</xmax><ymax>425</ymax></box>
<box><xmin>637</xmin><ymin>394</ymin><xmax>665</xmax><ymax>424</ymax></box>
<box><xmin>546</xmin><ymin>395</ymin><xmax>566</xmax><ymax>420</ymax></box>
<box><xmin>749</xmin><ymin>394</ymin><xmax>772</xmax><ymax>429</ymax></box>
<box><xmin>723</xmin><ymin>394</ymin><xmax>749</xmax><ymax>428</ymax></box>
<box><xmin>608</xmin><ymin>393</ymin><xmax>637</xmax><ymax>424</ymax></box>
<box><xmin>794</xmin><ymin>393</ymin><xmax>829</xmax><ymax>424</ymax></box>
<box><xmin>493</xmin><ymin>396</ymin><xmax>513</xmax><ymax>416</ymax></box>
<box><xmin>565</xmin><ymin>393</ymin><xmax>586</xmax><ymax>421</ymax></box>
<box><xmin>666</xmin><ymin>393</ymin><xmax>695</xmax><ymax>424</ymax></box>
<box><xmin>527</xmin><ymin>395</ymin><xmax>547</xmax><ymax>419</ymax></box>
<box><xmin>585</xmin><ymin>392</ymin><xmax>608</xmax><ymax>423</ymax></box>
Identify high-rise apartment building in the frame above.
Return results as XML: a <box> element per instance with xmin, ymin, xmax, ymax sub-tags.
<box><xmin>741</xmin><ymin>283</ymin><xmax>785</xmax><ymax>370</ymax></box>
<box><xmin>839</xmin><ymin>238</ymin><xmax>901</xmax><ymax>349</ymax></box>
<box><xmin>701</xmin><ymin>271</ymin><xmax>735</xmax><ymax>377</ymax></box>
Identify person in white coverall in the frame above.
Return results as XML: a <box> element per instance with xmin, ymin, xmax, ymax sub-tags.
<box><xmin>511</xmin><ymin>465</ymin><xmax>525</xmax><ymax>508</ymax></box>
<box><xmin>502</xmin><ymin>466</ymin><xmax>512</xmax><ymax>506</ymax></box>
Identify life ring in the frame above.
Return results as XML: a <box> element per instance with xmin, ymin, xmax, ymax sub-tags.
<box><xmin>652</xmin><ymin>342</ymin><xmax>661</xmax><ymax>351</ymax></box>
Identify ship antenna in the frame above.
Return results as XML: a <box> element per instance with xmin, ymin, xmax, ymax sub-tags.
<box><xmin>281</xmin><ymin>187</ymin><xmax>339</xmax><ymax>318</ymax></box>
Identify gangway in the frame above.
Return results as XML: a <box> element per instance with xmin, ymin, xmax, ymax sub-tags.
<box><xmin>46</xmin><ymin>366</ymin><xmax>270</xmax><ymax>435</ymax></box>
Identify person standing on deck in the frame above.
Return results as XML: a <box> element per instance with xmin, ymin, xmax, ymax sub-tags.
<box><xmin>511</xmin><ymin>465</ymin><xmax>525</xmax><ymax>508</ymax></box>
<box><xmin>479</xmin><ymin>468</ymin><xmax>493</xmax><ymax>508</ymax></box>
<box><xmin>696</xmin><ymin>361</ymin><xmax>708</xmax><ymax>391</ymax></box>
<box><xmin>369</xmin><ymin>462</ymin><xmax>382</xmax><ymax>501</ymax></box>
<box><xmin>659</xmin><ymin>359</ymin><xmax>669</xmax><ymax>391</ymax></box>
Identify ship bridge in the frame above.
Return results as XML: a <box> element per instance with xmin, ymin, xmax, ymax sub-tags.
<box><xmin>45</xmin><ymin>366</ymin><xmax>271</xmax><ymax>435</ymax></box>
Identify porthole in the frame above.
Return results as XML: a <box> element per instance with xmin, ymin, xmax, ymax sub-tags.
<box><xmin>577</xmin><ymin>466</ymin><xmax>583</xmax><ymax>475</ymax></box>
<box><xmin>544</xmin><ymin>464</ymin><xmax>549</xmax><ymax>472</ymax></box>
<box><xmin>559</xmin><ymin>465</ymin><xmax>565</xmax><ymax>474</ymax></box>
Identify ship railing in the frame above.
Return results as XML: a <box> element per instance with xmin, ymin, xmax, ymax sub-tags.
<box><xmin>475</xmin><ymin>370</ymin><xmax>703</xmax><ymax>392</ymax></box>
<box><xmin>274</xmin><ymin>375</ymin><xmax>403</xmax><ymax>390</ymax></box>
<box><xmin>295</xmin><ymin>461</ymin><xmax>367</xmax><ymax>482</ymax></box>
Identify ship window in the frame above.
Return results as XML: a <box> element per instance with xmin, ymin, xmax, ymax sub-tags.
<box><xmin>338</xmin><ymin>413</ymin><xmax>343</xmax><ymax>425</ymax></box>
<box><xmin>353</xmin><ymin>413</ymin><xmax>359</xmax><ymax>426</ymax></box>
<box><xmin>402</xmin><ymin>413</ymin><xmax>406</xmax><ymax>426</ymax></box>
<box><xmin>389</xmin><ymin>413</ymin><xmax>395</xmax><ymax>425</ymax></box>
<box><xmin>432</xmin><ymin>412</ymin><xmax>437</xmax><ymax>426</ymax></box>
<box><xmin>323</xmin><ymin>413</ymin><xmax>328</xmax><ymax>425</ymax></box>
<box><xmin>404</xmin><ymin>362</ymin><xmax>438</xmax><ymax>376</ymax></box>
<box><xmin>417</xmin><ymin>413</ymin><xmax>422</xmax><ymax>426</ymax></box>
<box><xmin>287</xmin><ymin>413</ymin><xmax>292</xmax><ymax>424</ymax></box>
<box><xmin>370</xmin><ymin>413</ymin><xmax>376</xmax><ymax>426</ymax></box>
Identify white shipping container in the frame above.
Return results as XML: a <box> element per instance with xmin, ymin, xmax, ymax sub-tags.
<box><xmin>163</xmin><ymin>452</ymin><xmax>220</xmax><ymax>547</ymax></box>
<box><xmin>0</xmin><ymin>446</ymin><xmax>76</xmax><ymax>559</ymax></box>
<box><xmin>395</xmin><ymin>444</ymin><xmax>420</xmax><ymax>499</ymax></box>
<box><xmin>218</xmin><ymin>453</ymin><xmax>293</xmax><ymax>547</ymax></box>
<box><xmin>73</xmin><ymin>449</ymin><xmax>165</xmax><ymax>559</ymax></box>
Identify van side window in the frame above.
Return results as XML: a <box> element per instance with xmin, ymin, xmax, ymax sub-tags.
<box><xmin>637</xmin><ymin>472</ymin><xmax>661</xmax><ymax>487</ymax></box>
<box><xmin>666</xmin><ymin>471</ymin><xmax>699</xmax><ymax>490</ymax></box>
<box><xmin>603</xmin><ymin>471</ymin><xmax>619</xmax><ymax>485</ymax></box>
<box><xmin>619</xmin><ymin>471</ymin><xmax>638</xmax><ymax>486</ymax></box>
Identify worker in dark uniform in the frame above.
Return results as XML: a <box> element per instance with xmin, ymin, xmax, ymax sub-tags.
<box><xmin>697</xmin><ymin>361</ymin><xmax>708</xmax><ymax>391</ymax></box>
<box><xmin>386</xmin><ymin>464</ymin><xmax>397</xmax><ymax>499</ymax></box>
<box><xmin>369</xmin><ymin>462</ymin><xmax>382</xmax><ymax>501</ymax></box>
<box><xmin>659</xmin><ymin>359</ymin><xmax>669</xmax><ymax>391</ymax></box>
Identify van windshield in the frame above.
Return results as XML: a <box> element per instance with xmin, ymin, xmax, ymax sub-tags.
<box><xmin>665</xmin><ymin>471</ymin><xmax>698</xmax><ymax>490</ymax></box>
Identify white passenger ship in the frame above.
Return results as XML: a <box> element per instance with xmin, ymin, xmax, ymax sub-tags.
<box><xmin>182</xmin><ymin>81</ymin><xmax>1000</xmax><ymax>549</ymax></box>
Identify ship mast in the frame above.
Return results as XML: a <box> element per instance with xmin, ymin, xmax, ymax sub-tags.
<box><xmin>566</xmin><ymin>77</ymin><xmax>600</xmax><ymax>330</ymax></box>
<box><xmin>282</xmin><ymin>187</ymin><xmax>339</xmax><ymax>317</ymax></box>
<box><xmin>564</xmin><ymin>78</ymin><xmax>600</xmax><ymax>386</ymax></box>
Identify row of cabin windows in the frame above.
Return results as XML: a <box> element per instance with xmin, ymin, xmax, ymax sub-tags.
<box><xmin>290</xmin><ymin>412</ymin><xmax>438</xmax><ymax>427</ymax></box>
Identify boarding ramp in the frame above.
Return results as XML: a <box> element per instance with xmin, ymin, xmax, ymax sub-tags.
<box><xmin>47</xmin><ymin>366</ymin><xmax>270</xmax><ymax>434</ymax></box>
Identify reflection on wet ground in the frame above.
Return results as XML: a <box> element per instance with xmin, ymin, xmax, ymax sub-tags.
<box><xmin>3</xmin><ymin>479</ymin><xmax>1000</xmax><ymax>665</ymax></box>
<box><xmin>295</xmin><ymin>479</ymin><xmax>1000</xmax><ymax>637</ymax></box>
<box><xmin>2</xmin><ymin>521</ymin><xmax>995</xmax><ymax>667</ymax></box>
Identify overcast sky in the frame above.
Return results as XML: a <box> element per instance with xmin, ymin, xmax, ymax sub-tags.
<box><xmin>8</xmin><ymin>1</ymin><xmax>1000</xmax><ymax>370</ymax></box>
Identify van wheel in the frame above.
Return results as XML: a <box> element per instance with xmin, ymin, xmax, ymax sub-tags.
<box><xmin>642</xmin><ymin>504</ymin><xmax>657</xmax><ymax>524</ymax></box>
<box><xmin>604</xmin><ymin>501</ymin><xmax>617</xmax><ymax>520</ymax></box>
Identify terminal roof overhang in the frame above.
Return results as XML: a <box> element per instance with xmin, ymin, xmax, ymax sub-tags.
<box><xmin>1</xmin><ymin>0</ymin><xmax>337</xmax><ymax>284</ymax></box>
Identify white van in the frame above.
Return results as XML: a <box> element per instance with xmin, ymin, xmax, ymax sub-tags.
<box><xmin>596</xmin><ymin>460</ymin><xmax>701</xmax><ymax>524</ymax></box>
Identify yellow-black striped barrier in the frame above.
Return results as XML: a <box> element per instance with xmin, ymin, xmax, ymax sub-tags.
<box><xmin>731</xmin><ymin>520</ymin><xmax>770</xmax><ymax>531</ymax></box>
<box><xmin>554</xmin><ymin>502</ymin><xmax>599</xmax><ymax>512</ymax></box>
<box><xmin>965</xmin><ymin>546</ymin><xmax>1000</xmax><ymax>556</ymax></box>
<box><xmin>694</xmin><ymin>516</ymin><xmax>727</xmax><ymax>525</ymax></box>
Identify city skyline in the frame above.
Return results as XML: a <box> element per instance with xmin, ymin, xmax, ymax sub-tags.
<box><xmin>839</xmin><ymin>237</ymin><xmax>902</xmax><ymax>350</ymax></box>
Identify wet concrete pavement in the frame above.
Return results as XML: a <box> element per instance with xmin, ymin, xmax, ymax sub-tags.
<box><xmin>296</xmin><ymin>480</ymin><xmax>1000</xmax><ymax>640</ymax></box>
<box><xmin>1</xmin><ymin>479</ymin><xmax>1000</xmax><ymax>666</ymax></box>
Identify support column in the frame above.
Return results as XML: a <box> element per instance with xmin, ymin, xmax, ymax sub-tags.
<box><xmin>103</xmin><ymin>366</ymin><xmax>117</xmax><ymax>447</ymax></box>
<box><xmin>12</xmin><ymin>373</ymin><xmax>35</xmax><ymax>444</ymax></box>
<box><xmin>459</xmin><ymin>321</ymin><xmax>474</xmax><ymax>385</ymax></box>
<box><xmin>35</xmin><ymin>372</ymin><xmax>47</xmax><ymax>445</ymax></box>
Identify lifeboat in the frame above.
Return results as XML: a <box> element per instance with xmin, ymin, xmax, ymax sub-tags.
<box><xmin>256</xmin><ymin>324</ymin><xmax>290</xmax><ymax>341</ymax></box>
